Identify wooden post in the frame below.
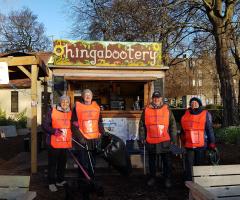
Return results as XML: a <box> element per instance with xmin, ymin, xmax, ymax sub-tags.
<box><xmin>42</xmin><ymin>76</ymin><xmax>49</xmax><ymax>122</ymax></box>
<box><xmin>67</xmin><ymin>82</ymin><xmax>74</xmax><ymax>109</ymax></box>
<box><xmin>144</xmin><ymin>81</ymin><xmax>154</xmax><ymax>106</ymax></box>
<box><xmin>144</xmin><ymin>83</ymin><xmax>149</xmax><ymax>106</ymax></box>
<box><xmin>31</xmin><ymin>64</ymin><xmax>38</xmax><ymax>173</ymax></box>
<box><xmin>149</xmin><ymin>81</ymin><xmax>154</xmax><ymax>99</ymax></box>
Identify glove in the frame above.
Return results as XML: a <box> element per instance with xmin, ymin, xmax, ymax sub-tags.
<box><xmin>208</xmin><ymin>143</ymin><xmax>216</xmax><ymax>150</ymax></box>
<box><xmin>54</xmin><ymin>129</ymin><xmax>62</xmax><ymax>136</ymax></box>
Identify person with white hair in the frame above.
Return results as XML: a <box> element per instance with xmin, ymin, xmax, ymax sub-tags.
<box><xmin>71</xmin><ymin>89</ymin><xmax>105</xmax><ymax>200</ymax></box>
<box><xmin>42</xmin><ymin>95</ymin><xmax>72</xmax><ymax>192</ymax></box>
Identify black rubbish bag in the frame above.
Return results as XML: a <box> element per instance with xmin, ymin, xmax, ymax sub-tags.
<box><xmin>99</xmin><ymin>133</ymin><xmax>132</xmax><ymax>176</ymax></box>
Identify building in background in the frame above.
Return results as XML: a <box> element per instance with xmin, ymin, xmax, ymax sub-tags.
<box><xmin>165</xmin><ymin>54</ymin><xmax>239</xmax><ymax>108</ymax></box>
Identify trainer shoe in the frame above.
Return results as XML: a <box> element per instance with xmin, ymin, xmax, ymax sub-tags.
<box><xmin>49</xmin><ymin>184</ymin><xmax>58</xmax><ymax>192</ymax></box>
<box><xmin>56</xmin><ymin>180</ymin><xmax>67</xmax><ymax>187</ymax></box>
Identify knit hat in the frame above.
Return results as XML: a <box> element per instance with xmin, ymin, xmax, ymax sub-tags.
<box><xmin>59</xmin><ymin>95</ymin><xmax>70</xmax><ymax>103</ymax></box>
<box><xmin>189</xmin><ymin>97</ymin><xmax>202</xmax><ymax>107</ymax></box>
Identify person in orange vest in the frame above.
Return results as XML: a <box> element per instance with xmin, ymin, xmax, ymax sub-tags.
<box><xmin>42</xmin><ymin>95</ymin><xmax>72</xmax><ymax>192</ymax></box>
<box><xmin>181</xmin><ymin>97</ymin><xmax>216</xmax><ymax>181</ymax></box>
<box><xmin>71</xmin><ymin>89</ymin><xmax>105</xmax><ymax>199</ymax></box>
<box><xmin>139</xmin><ymin>91</ymin><xmax>177</xmax><ymax>188</ymax></box>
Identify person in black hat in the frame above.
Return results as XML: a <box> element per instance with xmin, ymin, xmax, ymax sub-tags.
<box><xmin>181</xmin><ymin>97</ymin><xmax>216</xmax><ymax>181</ymax></box>
<box><xmin>139</xmin><ymin>91</ymin><xmax>177</xmax><ymax>188</ymax></box>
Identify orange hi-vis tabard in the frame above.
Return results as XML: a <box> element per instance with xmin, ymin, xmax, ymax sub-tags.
<box><xmin>76</xmin><ymin>101</ymin><xmax>100</xmax><ymax>140</ymax></box>
<box><xmin>181</xmin><ymin>110</ymin><xmax>207</xmax><ymax>148</ymax></box>
<box><xmin>51</xmin><ymin>108</ymin><xmax>72</xmax><ymax>148</ymax></box>
<box><xmin>145</xmin><ymin>104</ymin><xmax>170</xmax><ymax>144</ymax></box>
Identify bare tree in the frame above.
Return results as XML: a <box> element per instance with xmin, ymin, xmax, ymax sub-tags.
<box><xmin>0</xmin><ymin>7</ymin><xmax>51</xmax><ymax>53</ymax></box>
<box><xmin>200</xmin><ymin>0</ymin><xmax>239</xmax><ymax>126</ymax></box>
<box><xmin>67</xmin><ymin>0</ymin><xmax>199</xmax><ymax>65</ymax></box>
<box><xmin>68</xmin><ymin>0</ymin><xmax>240</xmax><ymax>126</ymax></box>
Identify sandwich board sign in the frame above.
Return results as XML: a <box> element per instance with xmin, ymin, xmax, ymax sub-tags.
<box><xmin>0</xmin><ymin>62</ymin><xmax>9</xmax><ymax>84</ymax></box>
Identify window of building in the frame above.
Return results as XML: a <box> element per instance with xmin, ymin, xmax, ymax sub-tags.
<box><xmin>192</xmin><ymin>79</ymin><xmax>196</xmax><ymax>86</ymax></box>
<box><xmin>199</xmin><ymin>79</ymin><xmax>202</xmax><ymax>87</ymax></box>
<box><xmin>11</xmin><ymin>91</ymin><xmax>18</xmax><ymax>112</ymax></box>
<box><xmin>198</xmin><ymin>70</ymin><xmax>203</xmax><ymax>78</ymax></box>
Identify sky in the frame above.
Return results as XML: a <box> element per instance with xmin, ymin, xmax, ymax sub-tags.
<box><xmin>0</xmin><ymin>0</ymin><xmax>72</xmax><ymax>41</ymax></box>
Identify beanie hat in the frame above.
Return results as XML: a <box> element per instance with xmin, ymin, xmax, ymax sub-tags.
<box><xmin>59</xmin><ymin>95</ymin><xmax>70</xmax><ymax>103</ymax></box>
<box><xmin>152</xmin><ymin>91</ymin><xmax>162</xmax><ymax>98</ymax></box>
<box><xmin>189</xmin><ymin>97</ymin><xmax>202</xmax><ymax>107</ymax></box>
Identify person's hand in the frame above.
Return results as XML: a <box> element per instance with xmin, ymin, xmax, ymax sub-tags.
<box><xmin>72</xmin><ymin>121</ymin><xmax>79</xmax><ymax>128</ymax></box>
<box><xmin>208</xmin><ymin>143</ymin><xmax>216</xmax><ymax>150</ymax></box>
<box><xmin>54</xmin><ymin>129</ymin><xmax>62</xmax><ymax>136</ymax></box>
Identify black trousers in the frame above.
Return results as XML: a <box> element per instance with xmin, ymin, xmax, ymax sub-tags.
<box><xmin>75</xmin><ymin>146</ymin><xmax>96</xmax><ymax>179</ymax></box>
<box><xmin>148</xmin><ymin>151</ymin><xmax>172</xmax><ymax>179</ymax></box>
<box><xmin>48</xmin><ymin>146</ymin><xmax>67</xmax><ymax>184</ymax></box>
<box><xmin>184</xmin><ymin>148</ymin><xmax>205</xmax><ymax>181</ymax></box>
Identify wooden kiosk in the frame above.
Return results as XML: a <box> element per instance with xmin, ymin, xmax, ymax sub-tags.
<box><xmin>50</xmin><ymin>40</ymin><xmax>168</xmax><ymax>142</ymax></box>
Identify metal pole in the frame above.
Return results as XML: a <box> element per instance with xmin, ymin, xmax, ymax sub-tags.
<box><xmin>143</xmin><ymin>143</ymin><xmax>146</xmax><ymax>175</ymax></box>
<box><xmin>86</xmin><ymin>144</ymin><xmax>95</xmax><ymax>175</ymax></box>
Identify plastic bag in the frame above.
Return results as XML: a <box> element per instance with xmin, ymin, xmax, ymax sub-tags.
<box><xmin>99</xmin><ymin>133</ymin><xmax>132</xmax><ymax>176</ymax></box>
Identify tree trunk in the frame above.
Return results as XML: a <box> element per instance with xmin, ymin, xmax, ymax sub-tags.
<box><xmin>239</xmin><ymin>79</ymin><xmax>240</xmax><ymax>114</ymax></box>
<box><xmin>215</xmin><ymin>30</ymin><xmax>239</xmax><ymax>126</ymax></box>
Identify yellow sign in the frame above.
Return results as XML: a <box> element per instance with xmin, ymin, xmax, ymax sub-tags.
<box><xmin>53</xmin><ymin>40</ymin><xmax>162</xmax><ymax>67</ymax></box>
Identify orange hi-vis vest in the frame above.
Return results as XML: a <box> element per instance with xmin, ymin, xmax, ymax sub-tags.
<box><xmin>51</xmin><ymin>108</ymin><xmax>72</xmax><ymax>149</ymax></box>
<box><xmin>181</xmin><ymin>110</ymin><xmax>207</xmax><ymax>148</ymax></box>
<box><xmin>76</xmin><ymin>101</ymin><xmax>100</xmax><ymax>140</ymax></box>
<box><xmin>145</xmin><ymin>104</ymin><xmax>170</xmax><ymax>144</ymax></box>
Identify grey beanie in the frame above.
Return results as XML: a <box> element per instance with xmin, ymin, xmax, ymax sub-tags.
<box><xmin>59</xmin><ymin>95</ymin><xmax>70</xmax><ymax>103</ymax></box>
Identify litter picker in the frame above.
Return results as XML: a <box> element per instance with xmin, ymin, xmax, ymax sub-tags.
<box><xmin>143</xmin><ymin>142</ymin><xmax>146</xmax><ymax>175</ymax></box>
<box><xmin>71</xmin><ymin>138</ymin><xmax>95</xmax><ymax>175</ymax></box>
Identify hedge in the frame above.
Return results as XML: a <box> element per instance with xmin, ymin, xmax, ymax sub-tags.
<box><xmin>214</xmin><ymin>126</ymin><xmax>240</xmax><ymax>144</ymax></box>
